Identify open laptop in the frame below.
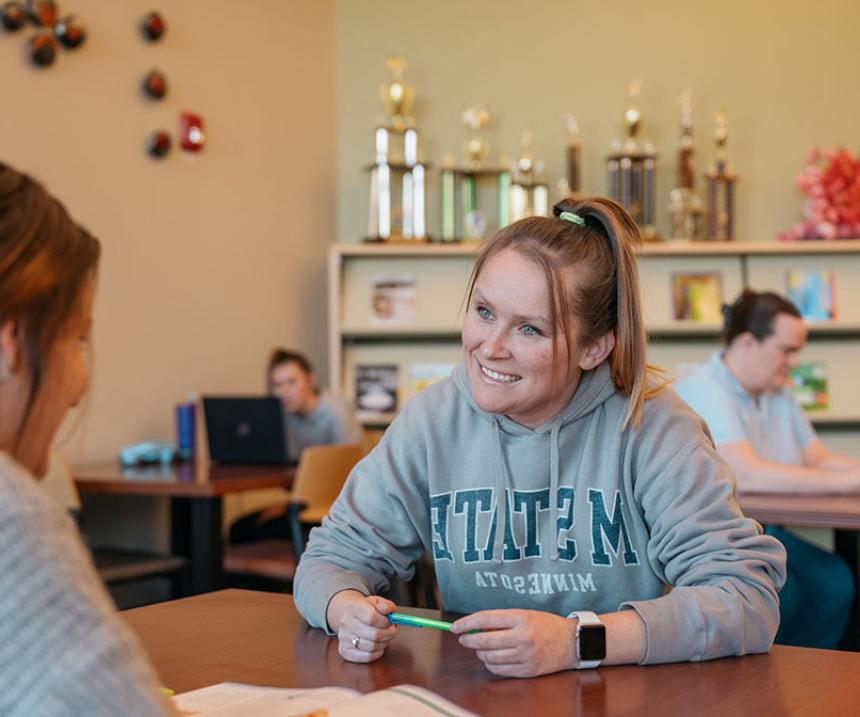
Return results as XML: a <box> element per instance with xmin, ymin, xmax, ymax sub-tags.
<box><xmin>203</xmin><ymin>396</ymin><xmax>294</xmax><ymax>465</ymax></box>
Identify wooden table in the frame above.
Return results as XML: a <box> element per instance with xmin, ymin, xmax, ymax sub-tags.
<box><xmin>75</xmin><ymin>462</ymin><xmax>294</xmax><ymax>595</ymax></box>
<box><xmin>739</xmin><ymin>491</ymin><xmax>860</xmax><ymax>650</ymax></box>
<box><xmin>123</xmin><ymin>589</ymin><xmax>860</xmax><ymax>716</ymax></box>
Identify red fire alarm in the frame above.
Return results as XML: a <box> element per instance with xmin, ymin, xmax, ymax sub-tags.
<box><xmin>179</xmin><ymin>112</ymin><xmax>204</xmax><ymax>152</ymax></box>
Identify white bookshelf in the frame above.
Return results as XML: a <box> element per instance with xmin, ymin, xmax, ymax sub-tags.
<box><xmin>328</xmin><ymin>240</ymin><xmax>860</xmax><ymax>451</ymax></box>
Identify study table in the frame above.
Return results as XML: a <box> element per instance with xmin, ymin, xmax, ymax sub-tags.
<box><xmin>738</xmin><ymin>491</ymin><xmax>860</xmax><ymax>650</ymax></box>
<box><xmin>74</xmin><ymin>462</ymin><xmax>294</xmax><ymax>595</ymax></box>
<box><xmin>123</xmin><ymin>588</ymin><xmax>860</xmax><ymax>716</ymax></box>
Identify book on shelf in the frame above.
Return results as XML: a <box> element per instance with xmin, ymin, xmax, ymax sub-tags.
<box><xmin>786</xmin><ymin>269</ymin><xmax>837</xmax><ymax>321</ymax></box>
<box><xmin>671</xmin><ymin>272</ymin><xmax>723</xmax><ymax>322</ymax></box>
<box><xmin>790</xmin><ymin>361</ymin><xmax>828</xmax><ymax>411</ymax></box>
<box><xmin>354</xmin><ymin>364</ymin><xmax>399</xmax><ymax>416</ymax></box>
<box><xmin>410</xmin><ymin>362</ymin><xmax>456</xmax><ymax>394</ymax></box>
<box><xmin>174</xmin><ymin>681</ymin><xmax>477</xmax><ymax>716</ymax></box>
<box><xmin>369</xmin><ymin>275</ymin><xmax>417</xmax><ymax>327</ymax></box>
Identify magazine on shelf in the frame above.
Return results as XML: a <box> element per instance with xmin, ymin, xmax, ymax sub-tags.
<box><xmin>786</xmin><ymin>269</ymin><xmax>837</xmax><ymax>321</ymax></box>
<box><xmin>174</xmin><ymin>681</ymin><xmax>477</xmax><ymax>717</ymax></box>
<box><xmin>410</xmin><ymin>362</ymin><xmax>456</xmax><ymax>394</ymax></box>
<box><xmin>790</xmin><ymin>361</ymin><xmax>829</xmax><ymax>411</ymax></box>
<box><xmin>354</xmin><ymin>364</ymin><xmax>399</xmax><ymax>415</ymax></box>
<box><xmin>369</xmin><ymin>275</ymin><xmax>417</xmax><ymax>327</ymax></box>
<box><xmin>670</xmin><ymin>272</ymin><xmax>723</xmax><ymax>322</ymax></box>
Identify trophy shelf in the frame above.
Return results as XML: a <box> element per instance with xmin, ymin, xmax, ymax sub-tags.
<box><xmin>640</xmin><ymin>239</ymin><xmax>860</xmax><ymax>256</ymax></box>
<box><xmin>329</xmin><ymin>241</ymin><xmax>860</xmax><ymax>453</ymax></box>
<box><xmin>335</xmin><ymin>240</ymin><xmax>860</xmax><ymax>260</ymax></box>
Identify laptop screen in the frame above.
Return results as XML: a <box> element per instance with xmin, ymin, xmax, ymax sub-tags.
<box><xmin>202</xmin><ymin>396</ymin><xmax>293</xmax><ymax>465</ymax></box>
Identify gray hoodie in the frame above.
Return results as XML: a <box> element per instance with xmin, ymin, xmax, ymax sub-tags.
<box><xmin>294</xmin><ymin>361</ymin><xmax>786</xmax><ymax>664</ymax></box>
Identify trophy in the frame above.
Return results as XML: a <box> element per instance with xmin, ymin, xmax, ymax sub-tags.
<box><xmin>366</xmin><ymin>56</ymin><xmax>428</xmax><ymax>241</ymax></box>
<box><xmin>439</xmin><ymin>105</ymin><xmax>511</xmax><ymax>241</ymax></box>
<box><xmin>558</xmin><ymin>113</ymin><xmax>583</xmax><ymax>200</ymax></box>
<box><xmin>510</xmin><ymin>131</ymin><xmax>549</xmax><ymax>222</ymax></box>
<box><xmin>705</xmin><ymin>110</ymin><xmax>737</xmax><ymax>241</ymax></box>
<box><xmin>668</xmin><ymin>90</ymin><xmax>704</xmax><ymax>240</ymax></box>
<box><xmin>606</xmin><ymin>80</ymin><xmax>658</xmax><ymax>239</ymax></box>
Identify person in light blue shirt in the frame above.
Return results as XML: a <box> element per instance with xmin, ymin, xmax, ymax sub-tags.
<box><xmin>676</xmin><ymin>289</ymin><xmax>860</xmax><ymax>648</ymax></box>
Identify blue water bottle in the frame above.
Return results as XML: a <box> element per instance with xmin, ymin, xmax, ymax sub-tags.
<box><xmin>175</xmin><ymin>396</ymin><xmax>196</xmax><ymax>461</ymax></box>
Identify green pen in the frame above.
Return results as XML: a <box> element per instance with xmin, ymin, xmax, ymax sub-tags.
<box><xmin>387</xmin><ymin>612</ymin><xmax>454</xmax><ymax>631</ymax></box>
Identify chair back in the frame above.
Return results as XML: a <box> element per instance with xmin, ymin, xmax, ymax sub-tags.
<box><xmin>291</xmin><ymin>443</ymin><xmax>364</xmax><ymax>524</ymax></box>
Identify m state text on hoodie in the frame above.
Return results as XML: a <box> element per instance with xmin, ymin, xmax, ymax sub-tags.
<box><xmin>294</xmin><ymin>362</ymin><xmax>786</xmax><ymax>664</ymax></box>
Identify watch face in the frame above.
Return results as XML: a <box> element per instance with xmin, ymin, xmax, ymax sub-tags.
<box><xmin>579</xmin><ymin>624</ymin><xmax>606</xmax><ymax>661</ymax></box>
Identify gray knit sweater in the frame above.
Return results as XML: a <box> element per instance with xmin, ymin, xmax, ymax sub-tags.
<box><xmin>0</xmin><ymin>452</ymin><xmax>170</xmax><ymax>716</ymax></box>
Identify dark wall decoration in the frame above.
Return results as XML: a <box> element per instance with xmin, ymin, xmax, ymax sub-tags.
<box><xmin>2</xmin><ymin>2</ymin><xmax>26</xmax><ymax>31</ymax></box>
<box><xmin>142</xmin><ymin>68</ymin><xmax>167</xmax><ymax>99</ymax></box>
<box><xmin>54</xmin><ymin>14</ymin><xmax>84</xmax><ymax>48</ymax></box>
<box><xmin>147</xmin><ymin>130</ymin><xmax>171</xmax><ymax>158</ymax></box>
<box><xmin>140</xmin><ymin>11</ymin><xmax>164</xmax><ymax>42</ymax></box>
<box><xmin>2</xmin><ymin>0</ymin><xmax>87</xmax><ymax>67</ymax></box>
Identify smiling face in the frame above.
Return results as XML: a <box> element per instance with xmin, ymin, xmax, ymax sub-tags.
<box><xmin>462</xmin><ymin>248</ymin><xmax>590</xmax><ymax>428</ymax></box>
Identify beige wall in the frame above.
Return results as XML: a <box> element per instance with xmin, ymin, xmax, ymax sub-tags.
<box><xmin>0</xmin><ymin>0</ymin><xmax>335</xmax><ymax>463</ymax></box>
<box><xmin>337</xmin><ymin>0</ymin><xmax>860</xmax><ymax>245</ymax></box>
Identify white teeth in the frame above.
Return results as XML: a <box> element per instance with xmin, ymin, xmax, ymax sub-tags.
<box><xmin>481</xmin><ymin>365</ymin><xmax>521</xmax><ymax>383</ymax></box>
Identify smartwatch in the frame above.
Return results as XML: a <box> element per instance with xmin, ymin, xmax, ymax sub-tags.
<box><xmin>566</xmin><ymin>610</ymin><xmax>606</xmax><ymax>669</ymax></box>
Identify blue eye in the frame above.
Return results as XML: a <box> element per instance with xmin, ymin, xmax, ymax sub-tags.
<box><xmin>477</xmin><ymin>306</ymin><xmax>492</xmax><ymax>320</ymax></box>
<box><xmin>520</xmin><ymin>324</ymin><xmax>540</xmax><ymax>336</ymax></box>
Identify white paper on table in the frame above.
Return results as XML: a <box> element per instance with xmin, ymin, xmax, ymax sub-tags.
<box><xmin>173</xmin><ymin>682</ymin><xmax>477</xmax><ymax>717</ymax></box>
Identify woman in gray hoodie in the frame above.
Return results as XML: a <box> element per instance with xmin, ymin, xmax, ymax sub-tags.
<box><xmin>294</xmin><ymin>196</ymin><xmax>786</xmax><ymax>678</ymax></box>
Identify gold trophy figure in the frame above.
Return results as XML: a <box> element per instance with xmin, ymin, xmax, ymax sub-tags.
<box><xmin>462</xmin><ymin>104</ymin><xmax>490</xmax><ymax>170</ymax></box>
<box><xmin>379</xmin><ymin>55</ymin><xmax>414</xmax><ymax>132</ymax></box>
<box><xmin>510</xmin><ymin>131</ymin><xmax>549</xmax><ymax>222</ymax></box>
<box><xmin>705</xmin><ymin>110</ymin><xmax>737</xmax><ymax>241</ymax></box>
<box><xmin>668</xmin><ymin>90</ymin><xmax>704</xmax><ymax>240</ymax></box>
<box><xmin>560</xmin><ymin>113</ymin><xmax>583</xmax><ymax>200</ymax></box>
<box><xmin>366</xmin><ymin>56</ymin><xmax>427</xmax><ymax>241</ymax></box>
<box><xmin>606</xmin><ymin>79</ymin><xmax>658</xmax><ymax>239</ymax></box>
<box><xmin>440</xmin><ymin>104</ymin><xmax>510</xmax><ymax>241</ymax></box>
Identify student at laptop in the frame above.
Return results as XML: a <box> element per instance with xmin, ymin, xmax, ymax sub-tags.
<box><xmin>0</xmin><ymin>163</ymin><xmax>171</xmax><ymax>715</ymax></box>
<box><xmin>676</xmin><ymin>289</ymin><xmax>858</xmax><ymax>648</ymax></box>
<box><xmin>267</xmin><ymin>349</ymin><xmax>361</xmax><ymax>462</ymax></box>
<box><xmin>229</xmin><ymin>349</ymin><xmax>360</xmax><ymax>543</ymax></box>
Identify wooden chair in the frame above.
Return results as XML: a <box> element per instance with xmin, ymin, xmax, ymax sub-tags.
<box><xmin>285</xmin><ymin>443</ymin><xmax>365</xmax><ymax>558</ymax></box>
<box><xmin>223</xmin><ymin>443</ymin><xmax>365</xmax><ymax>589</ymax></box>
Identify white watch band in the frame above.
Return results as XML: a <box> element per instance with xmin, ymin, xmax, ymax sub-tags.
<box><xmin>567</xmin><ymin>610</ymin><xmax>603</xmax><ymax>669</ymax></box>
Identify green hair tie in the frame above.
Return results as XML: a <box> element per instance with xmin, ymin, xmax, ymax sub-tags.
<box><xmin>559</xmin><ymin>211</ymin><xmax>585</xmax><ymax>226</ymax></box>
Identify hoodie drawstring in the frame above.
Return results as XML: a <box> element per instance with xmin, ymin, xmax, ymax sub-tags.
<box><xmin>549</xmin><ymin>417</ymin><xmax>562</xmax><ymax>561</ymax></box>
<box><xmin>492</xmin><ymin>415</ymin><xmax>565</xmax><ymax>563</ymax></box>
<box><xmin>491</xmin><ymin>417</ymin><xmax>507</xmax><ymax>564</ymax></box>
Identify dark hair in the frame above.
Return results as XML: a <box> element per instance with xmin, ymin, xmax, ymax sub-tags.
<box><xmin>466</xmin><ymin>196</ymin><xmax>666</xmax><ymax>428</ymax></box>
<box><xmin>267</xmin><ymin>348</ymin><xmax>315</xmax><ymax>389</ymax></box>
<box><xmin>723</xmin><ymin>289</ymin><xmax>802</xmax><ymax>345</ymax></box>
<box><xmin>0</xmin><ymin>162</ymin><xmax>100</xmax><ymax>455</ymax></box>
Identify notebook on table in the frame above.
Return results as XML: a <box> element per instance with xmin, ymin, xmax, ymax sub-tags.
<box><xmin>203</xmin><ymin>396</ymin><xmax>294</xmax><ymax>466</ymax></box>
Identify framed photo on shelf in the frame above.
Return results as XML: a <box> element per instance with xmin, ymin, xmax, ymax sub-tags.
<box><xmin>786</xmin><ymin>270</ymin><xmax>837</xmax><ymax>322</ymax></box>
<box><xmin>369</xmin><ymin>275</ymin><xmax>417</xmax><ymax>327</ymax></box>
<box><xmin>354</xmin><ymin>364</ymin><xmax>399</xmax><ymax>416</ymax></box>
<box><xmin>790</xmin><ymin>361</ymin><xmax>829</xmax><ymax>411</ymax></box>
<box><xmin>670</xmin><ymin>272</ymin><xmax>723</xmax><ymax>322</ymax></box>
<box><xmin>410</xmin><ymin>362</ymin><xmax>455</xmax><ymax>395</ymax></box>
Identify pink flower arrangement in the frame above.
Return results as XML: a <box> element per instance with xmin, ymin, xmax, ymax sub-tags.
<box><xmin>778</xmin><ymin>147</ymin><xmax>860</xmax><ymax>241</ymax></box>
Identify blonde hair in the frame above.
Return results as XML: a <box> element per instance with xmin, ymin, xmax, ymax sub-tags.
<box><xmin>466</xmin><ymin>196</ymin><xmax>666</xmax><ymax>428</ymax></box>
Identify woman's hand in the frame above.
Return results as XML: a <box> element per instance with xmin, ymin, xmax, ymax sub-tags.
<box><xmin>451</xmin><ymin>609</ymin><xmax>577</xmax><ymax>678</ymax></box>
<box><xmin>326</xmin><ymin>590</ymin><xmax>397</xmax><ymax>663</ymax></box>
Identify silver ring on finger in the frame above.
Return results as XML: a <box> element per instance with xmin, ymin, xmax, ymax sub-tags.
<box><xmin>352</xmin><ymin>635</ymin><xmax>360</xmax><ymax>650</ymax></box>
